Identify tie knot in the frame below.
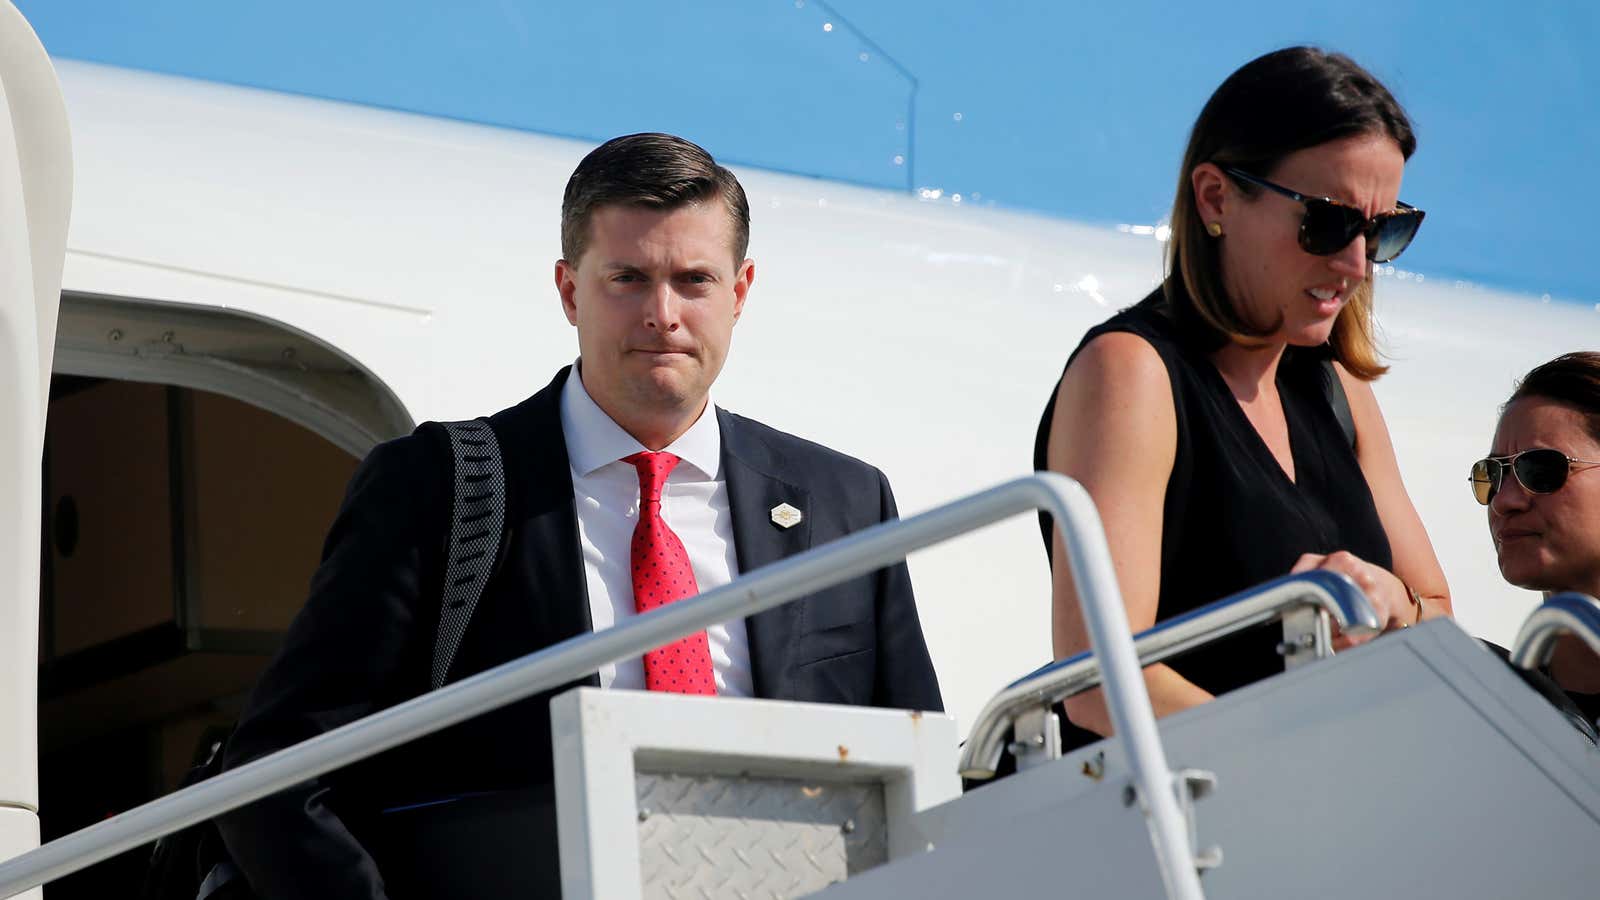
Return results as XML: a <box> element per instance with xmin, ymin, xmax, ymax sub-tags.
<box><xmin>624</xmin><ymin>451</ymin><xmax>680</xmax><ymax>504</ymax></box>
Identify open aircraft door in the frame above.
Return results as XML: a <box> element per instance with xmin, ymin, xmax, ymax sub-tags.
<box><xmin>0</xmin><ymin>0</ymin><xmax>72</xmax><ymax>885</ymax></box>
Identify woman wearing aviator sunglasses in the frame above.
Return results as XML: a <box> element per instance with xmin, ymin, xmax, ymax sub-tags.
<box><xmin>1476</xmin><ymin>352</ymin><xmax>1600</xmax><ymax>720</ymax></box>
<box><xmin>1035</xmin><ymin>47</ymin><xmax>1451</xmax><ymax>745</ymax></box>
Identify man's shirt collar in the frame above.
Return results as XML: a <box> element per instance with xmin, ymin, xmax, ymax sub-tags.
<box><xmin>559</xmin><ymin>362</ymin><xmax>721</xmax><ymax>480</ymax></box>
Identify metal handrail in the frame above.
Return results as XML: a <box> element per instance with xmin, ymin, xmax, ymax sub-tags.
<box><xmin>0</xmin><ymin>473</ymin><xmax>1207</xmax><ymax>900</ymax></box>
<box><xmin>959</xmin><ymin>571</ymin><xmax>1381</xmax><ymax>780</ymax></box>
<box><xmin>1510</xmin><ymin>592</ymin><xmax>1600</xmax><ymax>672</ymax></box>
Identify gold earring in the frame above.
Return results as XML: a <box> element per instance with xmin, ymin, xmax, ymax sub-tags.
<box><xmin>1207</xmin><ymin>222</ymin><xmax>1224</xmax><ymax>237</ymax></box>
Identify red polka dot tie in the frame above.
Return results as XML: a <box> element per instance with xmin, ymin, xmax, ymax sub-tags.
<box><xmin>624</xmin><ymin>451</ymin><xmax>716</xmax><ymax>695</ymax></box>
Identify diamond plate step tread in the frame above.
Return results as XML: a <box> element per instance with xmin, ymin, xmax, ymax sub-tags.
<box><xmin>635</xmin><ymin>772</ymin><xmax>887</xmax><ymax>899</ymax></box>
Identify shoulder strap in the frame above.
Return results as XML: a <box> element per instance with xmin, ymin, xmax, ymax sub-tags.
<box><xmin>431</xmin><ymin>419</ymin><xmax>508</xmax><ymax>691</ymax></box>
<box><xmin>1321</xmin><ymin>358</ymin><xmax>1357</xmax><ymax>450</ymax></box>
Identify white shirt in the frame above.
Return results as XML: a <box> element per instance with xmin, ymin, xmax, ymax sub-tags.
<box><xmin>559</xmin><ymin>366</ymin><xmax>753</xmax><ymax>697</ymax></box>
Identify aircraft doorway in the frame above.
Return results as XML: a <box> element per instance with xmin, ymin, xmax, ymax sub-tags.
<box><xmin>36</xmin><ymin>293</ymin><xmax>411</xmax><ymax>897</ymax></box>
<box><xmin>38</xmin><ymin>378</ymin><xmax>358</xmax><ymax>896</ymax></box>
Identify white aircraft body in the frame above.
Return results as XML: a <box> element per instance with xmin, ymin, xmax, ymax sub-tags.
<box><xmin>0</xmin><ymin>14</ymin><xmax>1591</xmax><ymax>889</ymax></box>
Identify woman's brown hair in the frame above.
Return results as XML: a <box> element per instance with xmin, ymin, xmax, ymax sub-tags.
<box><xmin>1165</xmin><ymin>47</ymin><xmax>1416</xmax><ymax>379</ymax></box>
<box><xmin>1509</xmin><ymin>352</ymin><xmax>1600</xmax><ymax>444</ymax></box>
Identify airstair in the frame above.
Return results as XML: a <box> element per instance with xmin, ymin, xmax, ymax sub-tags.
<box><xmin>822</xmin><ymin>595</ymin><xmax>1600</xmax><ymax>899</ymax></box>
<box><xmin>0</xmin><ymin>468</ymin><xmax>1596</xmax><ymax>899</ymax></box>
<box><xmin>547</xmin><ymin>581</ymin><xmax>1600</xmax><ymax>900</ymax></box>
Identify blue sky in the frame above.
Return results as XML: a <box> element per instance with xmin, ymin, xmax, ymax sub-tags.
<box><xmin>17</xmin><ymin>0</ymin><xmax>1599</xmax><ymax>304</ymax></box>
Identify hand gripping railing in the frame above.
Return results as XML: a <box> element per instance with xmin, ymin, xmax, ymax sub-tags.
<box><xmin>960</xmin><ymin>570</ymin><xmax>1381</xmax><ymax>780</ymax></box>
<box><xmin>0</xmin><ymin>473</ymin><xmax>1206</xmax><ymax>900</ymax></box>
<box><xmin>1510</xmin><ymin>592</ymin><xmax>1600</xmax><ymax>672</ymax></box>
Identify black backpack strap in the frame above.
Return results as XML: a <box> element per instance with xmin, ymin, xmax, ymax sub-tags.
<box><xmin>1321</xmin><ymin>358</ymin><xmax>1357</xmax><ymax>450</ymax></box>
<box><xmin>432</xmin><ymin>419</ymin><xmax>508</xmax><ymax>691</ymax></box>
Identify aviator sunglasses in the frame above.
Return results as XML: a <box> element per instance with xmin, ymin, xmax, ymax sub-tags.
<box><xmin>1222</xmin><ymin>167</ymin><xmax>1425</xmax><ymax>264</ymax></box>
<box><xmin>1468</xmin><ymin>448</ymin><xmax>1600</xmax><ymax>505</ymax></box>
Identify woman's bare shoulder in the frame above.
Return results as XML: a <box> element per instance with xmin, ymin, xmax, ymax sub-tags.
<box><xmin>1050</xmin><ymin>329</ymin><xmax>1177</xmax><ymax>476</ymax></box>
<box><xmin>1058</xmin><ymin>330</ymin><xmax>1171</xmax><ymax>406</ymax></box>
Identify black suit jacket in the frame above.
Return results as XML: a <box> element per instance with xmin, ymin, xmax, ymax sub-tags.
<box><xmin>217</xmin><ymin>367</ymin><xmax>942</xmax><ymax>899</ymax></box>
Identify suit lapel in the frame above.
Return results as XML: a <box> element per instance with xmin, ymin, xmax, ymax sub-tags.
<box><xmin>489</xmin><ymin>367</ymin><xmax>596</xmax><ymax>673</ymax></box>
<box><xmin>719</xmin><ymin>408</ymin><xmax>812</xmax><ymax>699</ymax></box>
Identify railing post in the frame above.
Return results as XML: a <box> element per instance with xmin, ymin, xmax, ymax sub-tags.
<box><xmin>1511</xmin><ymin>593</ymin><xmax>1600</xmax><ymax>671</ymax></box>
<box><xmin>1025</xmin><ymin>474</ymin><xmax>1205</xmax><ymax>900</ymax></box>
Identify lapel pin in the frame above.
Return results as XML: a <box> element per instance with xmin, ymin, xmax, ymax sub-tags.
<box><xmin>769</xmin><ymin>502</ymin><xmax>803</xmax><ymax>530</ymax></box>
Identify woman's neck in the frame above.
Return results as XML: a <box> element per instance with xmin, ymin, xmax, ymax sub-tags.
<box><xmin>1209</xmin><ymin>339</ymin><xmax>1288</xmax><ymax>401</ymax></box>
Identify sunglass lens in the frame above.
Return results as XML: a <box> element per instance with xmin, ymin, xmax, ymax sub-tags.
<box><xmin>1470</xmin><ymin>459</ymin><xmax>1498</xmax><ymax>505</ymax></box>
<box><xmin>1299</xmin><ymin>201</ymin><xmax>1365</xmax><ymax>256</ymax></box>
<box><xmin>1515</xmin><ymin>448</ymin><xmax>1570</xmax><ymax>494</ymax></box>
<box><xmin>1370</xmin><ymin>210</ymin><xmax>1424</xmax><ymax>263</ymax></box>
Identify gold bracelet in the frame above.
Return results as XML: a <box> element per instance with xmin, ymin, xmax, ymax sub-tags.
<box><xmin>1406</xmin><ymin>582</ymin><xmax>1425</xmax><ymax>626</ymax></box>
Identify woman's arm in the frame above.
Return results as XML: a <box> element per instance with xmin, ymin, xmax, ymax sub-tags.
<box><xmin>1307</xmin><ymin>364</ymin><xmax>1452</xmax><ymax>631</ymax></box>
<box><xmin>1048</xmin><ymin>332</ymin><xmax>1213</xmax><ymax>736</ymax></box>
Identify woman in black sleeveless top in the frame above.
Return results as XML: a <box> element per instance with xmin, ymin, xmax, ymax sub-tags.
<box><xmin>1036</xmin><ymin>48</ymin><xmax>1453</xmax><ymax>741</ymax></box>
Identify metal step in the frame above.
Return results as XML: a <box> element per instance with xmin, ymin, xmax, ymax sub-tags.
<box><xmin>817</xmin><ymin>619</ymin><xmax>1600</xmax><ymax>899</ymax></box>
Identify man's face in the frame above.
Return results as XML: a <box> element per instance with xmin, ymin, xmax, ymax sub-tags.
<box><xmin>557</xmin><ymin>203</ymin><xmax>753</xmax><ymax>436</ymax></box>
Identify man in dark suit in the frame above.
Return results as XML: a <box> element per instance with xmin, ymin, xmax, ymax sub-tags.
<box><xmin>217</xmin><ymin>133</ymin><xmax>942</xmax><ymax>898</ymax></box>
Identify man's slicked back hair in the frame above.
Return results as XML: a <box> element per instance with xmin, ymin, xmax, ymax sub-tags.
<box><xmin>561</xmin><ymin>132</ymin><xmax>751</xmax><ymax>267</ymax></box>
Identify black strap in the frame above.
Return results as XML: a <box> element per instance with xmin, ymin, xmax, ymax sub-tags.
<box><xmin>1321</xmin><ymin>359</ymin><xmax>1357</xmax><ymax>450</ymax></box>
<box><xmin>432</xmin><ymin>419</ymin><xmax>508</xmax><ymax>690</ymax></box>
